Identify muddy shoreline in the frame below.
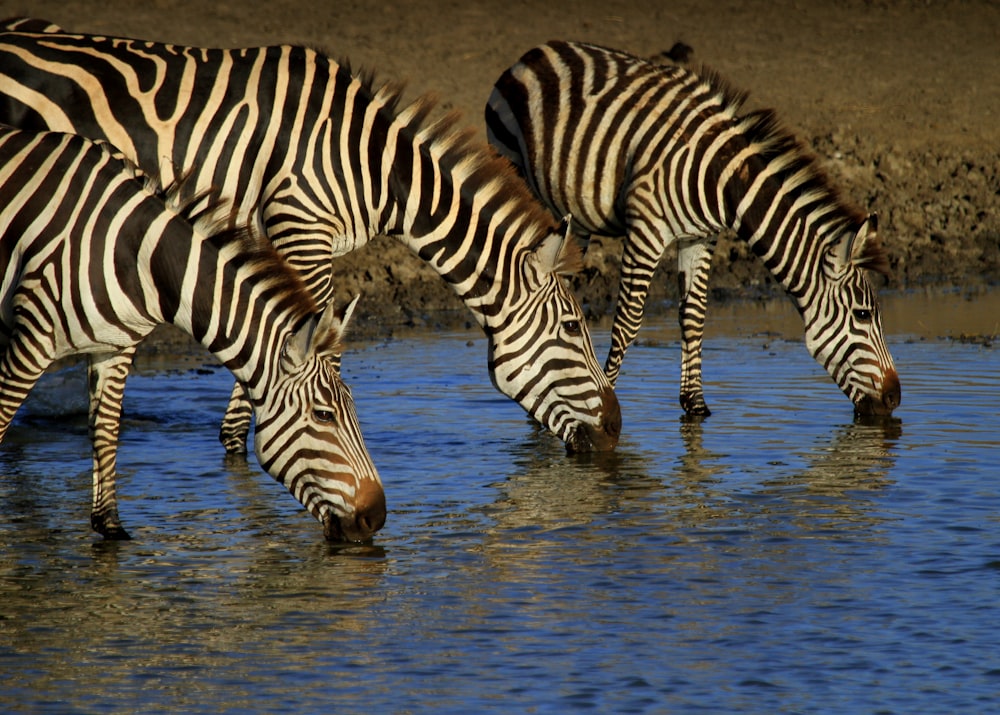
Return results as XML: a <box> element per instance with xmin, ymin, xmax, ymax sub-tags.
<box><xmin>1</xmin><ymin>0</ymin><xmax>995</xmax><ymax>345</ymax></box>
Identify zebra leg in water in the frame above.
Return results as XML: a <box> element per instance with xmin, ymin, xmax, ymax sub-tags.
<box><xmin>603</xmin><ymin>202</ymin><xmax>678</xmax><ymax>389</ymax></box>
<box><xmin>604</xmin><ymin>241</ymin><xmax>655</xmax><ymax>390</ymax></box>
<box><xmin>676</xmin><ymin>237</ymin><xmax>718</xmax><ymax>417</ymax></box>
<box><xmin>219</xmin><ymin>382</ymin><xmax>252</xmax><ymax>454</ymax></box>
<box><xmin>87</xmin><ymin>348</ymin><xmax>136</xmax><ymax>540</ymax></box>
<box><xmin>603</xmin><ymin>205</ymin><xmax>720</xmax><ymax>416</ymax></box>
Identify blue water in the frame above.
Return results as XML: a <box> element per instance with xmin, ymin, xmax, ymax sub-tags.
<box><xmin>1</xmin><ymin>290</ymin><xmax>998</xmax><ymax>714</ymax></box>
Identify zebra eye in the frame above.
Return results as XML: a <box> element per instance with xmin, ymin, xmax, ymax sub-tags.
<box><xmin>313</xmin><ymin>408</ymin><xmax>336</xmax><ymax>423</ymax></box>
<box><xmin>853</xmin><ymin>308</ymin><xmax>873</xmax><ymax>322</ymax></box>
<box><xmin>562</xmin><ymin>319</ymin><xmax>582</xmax><ymax>336</ymax></box>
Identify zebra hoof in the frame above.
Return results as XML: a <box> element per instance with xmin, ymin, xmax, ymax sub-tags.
<box><xmin>680</xmin><ymin>395</ymin><xmax>712</xmax><ymax>417</ymax></box>
<box><xmin>91</xmin><ymin>513</ymin><xmax>132</xmax><ymax>540</ymax></box>
<box><xmin>219</xmin><ymin>434</ymin><xmax>249</xmax><ymax>455</ymax></box>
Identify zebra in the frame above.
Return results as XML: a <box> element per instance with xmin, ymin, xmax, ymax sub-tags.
<box><xmin>0</xmin><ymin>125</ymin><xmax>386</xmax><ymax>542</ymax></box>
<box><xmin>0</xmin><ymin>19</ymin><xmax>621</xmax><ymax>453</ymax></box>
<box><xmin>486</xmin><ymin>40</ymin><xmax>901</xmax><ymax>417</ymax></box>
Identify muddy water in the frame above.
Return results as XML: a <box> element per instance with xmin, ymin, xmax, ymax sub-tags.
<box><xmin>1</xmin><ymin>288</ymin><xmax>998</xmax><ymax>714</ymax></box>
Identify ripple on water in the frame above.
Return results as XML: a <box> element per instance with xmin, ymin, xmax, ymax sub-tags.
<box><xmin>2</xmin><ymin>292</ymin><xmax>999</xmax><ymax>713</ymax></box>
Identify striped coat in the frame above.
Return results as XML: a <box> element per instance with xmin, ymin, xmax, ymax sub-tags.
<box><xmin>0</xmin><ymin>126</ymin><xmax>384</xmax><ymax>541</ymax></box>
<box><xmin>0</xmin><ymin>19</ymin><xmax>620</xmax><ymax>452</ymax></box>
<box><xmin>487</xmin><ymin>40</ymin><xmax>900</xmax><ymax>417</ymax></box>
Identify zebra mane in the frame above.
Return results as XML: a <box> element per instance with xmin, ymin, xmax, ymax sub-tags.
<box><xmin>647</xmin><ymin>57</ymin><xmax>890</xmax><ymax>278</ymax></box>
<box><xmin>574</xmin><ymin>43</ymin><xmax>884</xmax><ymax>273</ymax></box>
<box><xmin>422</xmin><ymin>107</ymin><xmax>568</xmax><ymax>255</ymax></box>
<box><xmin>732</xmin><ymin>107</ymin><xmax>889</xmax><ymax>277</ymax></box>
<box><xmin>155</xmin><ymin>177</ymin><xmax>327</xmax><ymax>341</ymax></box>
<box><xmin>326</xmin><ymin>52</ymin><xmax>565</xmax><ymax>259</ymax></box>
<box><xmin>852</xmin><ymin>219</ymin><xmax>892</xmax><ymax>276</ymax></box>
<box><xmin>212</xmin><ymin>223</ymin><xmax>335</xmax><ymax>346</ymax></box>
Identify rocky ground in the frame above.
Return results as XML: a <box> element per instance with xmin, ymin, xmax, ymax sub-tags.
<box><xmin>2</xmin><ymin>0</ymin><xmax>997</xmax><ymax>340</ymax></box>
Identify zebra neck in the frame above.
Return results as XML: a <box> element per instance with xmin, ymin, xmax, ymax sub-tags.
<box><xmin>727</xmin><ymin>160</ymin><xmax>855</xmax><ymax>302</ymax></box>
<box><xmin>379</xmin><ymin>131</ymin><xmax>555</xmax><ymax>330</ymax></box>
<box><xmin>141</xmin><ymin>221</ymin><xmax>303</xmax><ymax>390</ymax></box>
<box><xmin>736</xmin><ymin>208</ymin><xmax>852</xmax><ymax>304</ymax></box>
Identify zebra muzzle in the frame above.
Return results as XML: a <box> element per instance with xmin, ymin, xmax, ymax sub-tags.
<box><xmin>323</xmin><ymin>481</ymin><xmax>387</xmax><ymax>543</ymax></box>
<box><xmin>566</xmin><ymin>386</ymin><xmax>622</xmax><ymax>453</ymax></box>
<box><xmin>854</xmin><ymin>368</ymin><xmax>902</xmax><ymax>417</ymax></box>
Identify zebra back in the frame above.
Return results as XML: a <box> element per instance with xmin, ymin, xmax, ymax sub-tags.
<box><xmin>487</xmin><ymin>40</ymin><xmax>900</xmax><ymax>417</ymax></box>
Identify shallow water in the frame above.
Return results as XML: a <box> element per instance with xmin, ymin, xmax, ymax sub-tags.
<box><xmin>1</xmin><ymin>288</ymin><xmax>999</xmax><ymax>714</ymax></box>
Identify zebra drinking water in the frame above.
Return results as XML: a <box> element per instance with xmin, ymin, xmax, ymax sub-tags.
<box><xmin>0</xmin><ymin>18</ymin><xmax>621</xmax><ymax>452</ymax></box>
<box><xmin>486</xmin><ymin>40</ymin><xmax>900</xmax><ymax>417</ymax></box>
<box><xmin>0</xmin><ymin>126</ymin><xmax>385</xmax><ymax>542</ymax></box>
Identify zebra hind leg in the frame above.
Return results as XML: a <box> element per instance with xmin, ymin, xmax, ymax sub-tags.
<box><xmin>88</xmin><ymin>349</ymin><xmax>137</xmax><ymax>540</ymax></box>
<box><xmin>219</xmin><ymin>381</ymin><xmax>252</xmax><ymax>454</ymax></box>
<box><xmin>0</xmin><ymin>334</ymin><xmax>54</xmax><ymax>444</ymax></box>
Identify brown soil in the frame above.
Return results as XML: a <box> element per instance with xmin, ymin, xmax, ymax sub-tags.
<box><xmin>5</xmin><ymin>0</ymin><xmax>998</xmax><ymax>340</ymax></box>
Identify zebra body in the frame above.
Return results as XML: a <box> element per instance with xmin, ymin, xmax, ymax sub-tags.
<box><xmin>486</xmin><ymin>40</ymin><xmax>900</xmax><ymax>416</ymax></box>
<box><xmin>0</xmin><ymin>19</ymin><xmax>620</xmax><ymax>452</ymax></box>
<box><xmin>0</xmin><ymin>126</ymin><xmax>385</xmax><ymax>542</ymax></box>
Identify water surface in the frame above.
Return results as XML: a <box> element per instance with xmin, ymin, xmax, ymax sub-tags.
<box><xmin>1</xmin><ymin>289</ymin><xmax>998</xmax><ymax>714</ymax></box>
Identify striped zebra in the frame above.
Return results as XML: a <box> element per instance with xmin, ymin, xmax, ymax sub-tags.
<box><xmin>486</xmin><ymin>40</ymin><xmax>901</xmax><ymax>417</ymax></box>
<box><xmin>0</xmin><ymin>125</ymin><xmax>386</xmax><ymax>542</ymax></box>
<box><xmin>0</xmin><ymin>19</ymin><xmax>621</xmax><ymax>453</ymax></box>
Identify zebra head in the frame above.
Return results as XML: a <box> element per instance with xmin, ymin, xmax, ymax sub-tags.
<box><xmin>801</xmin><ymin>215</ymin><xmax>901</xmax><ymax>417</ymax></box>
<box><xmin>487</xmin><ymin>224</ymin><xmax>622</xmax><ymax>452</ymax></box>
<box><xmin>251</xmin><ymin>295</ymin><xmax>386</xmax><ymax>542</ymax></box>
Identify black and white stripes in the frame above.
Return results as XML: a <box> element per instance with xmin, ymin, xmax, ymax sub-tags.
<box><xmin>487</xmin><ymin>40</ymin><xmax>900</xmax><ymax>417</ymax></box>
<box><xmin>0</xmin><ymin>20</ymin><xmax>621</xmax><ymax>451</ymax></box>
<box><xmin>0</xmin><ymin>126</ymin><xmax>385</xmax><ymax>541</ymax></box>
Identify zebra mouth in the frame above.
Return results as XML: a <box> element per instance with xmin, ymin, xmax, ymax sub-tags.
<box><xmin>323</xmin><ymin>513</ymin><xmax>348</xmax><ymax>542</ymax></box>
<box><xmin>324</xmin><ymin>512</ymin><xmax>375</xmax><ymax>543</ymax></box>
<box><xmin>854</xmin><ymin>395</ymin><xmax>896</xmax><ymax>417</ymax></box>
<box><xmin>564</xmin><ymin>386</ymin><xmax>622</xmax><ymax>453</ymax></box>
<box><xmin>854</xmin><ymin>369</ymin><xmax>902</xmax><ymax>417</ymax></box>
<box><xmin>565</xmin><ymin>417</ymin><xmax>621</xmax><ymax>453</ymax></box>
<box><xmin>565</xmin><ymin>424</ymin><xmax>594</xmax><ymax>453</ymax></box>
<box><xmin>322</xmin><ymin>507</ymin><xmax>385</xmax><ymax>544</ymax></box>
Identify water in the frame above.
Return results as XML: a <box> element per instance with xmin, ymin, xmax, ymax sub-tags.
<box><xmin>1</xmin><ymin>289</ymin><xmax>998</xmax><ymax>714</ymax></box>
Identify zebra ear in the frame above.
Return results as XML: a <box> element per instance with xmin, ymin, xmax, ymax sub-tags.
<box><xmin>850</xmin><ymin>214</ymin><xmax>890</xmax><ymax>277</ymax></box>
<box><xmin>532</xmin><ymin>216</ymin><xmax>583</xmax><ymax>277</ymax></box>
<box><xmin>283</xmin><ymin>295</ymin><xmax>360</xmax><ymax>367</ymax></box>
<box><xmin>831</xmin><ymin>214</ymin><xmax>885</xmax><ymax>277</ymax></box>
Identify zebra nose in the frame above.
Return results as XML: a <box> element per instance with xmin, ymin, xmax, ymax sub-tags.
<box><xmin>326</xmin><ymin>479</ymin><xmax>386</xmax><ymax>542</ymax></box>
<box><xmin>352</xmin><ymin>479</ymin><xmax>387</xmax><ymax>539</ymax></box>
<box><xmin>882</xmin><ymin>368</ymin><xmax>901</xmax><ymax>412</ymax></box>
<box><xmin>601</xmin><ymin>386</ymin><xmax>622</xmax><ymax>444</ymax></box>
<box><xmin>568</xmin><ymin>386</ymin><xmax>622</xmax><ymax>453</ymax></box>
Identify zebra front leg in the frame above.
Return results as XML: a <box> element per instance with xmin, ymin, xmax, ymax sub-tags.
<box><xmin>88</xmin><ymin>349</ymin><xmax>136</xmax><ymax>540</ymax></box>
<box><xmin>219</xmin><ymin>381</ymin><xmax>252</xmax><ymax>454</ymax></box>
<box><xmin>676</xmin><ymin>237</ymin><xmax>718</xmax><ymax>417</ymax></box>
<box><xmin>605</xmin><ymin>222</ymin><xmax>667</xmax><ymax>387</ymax></box>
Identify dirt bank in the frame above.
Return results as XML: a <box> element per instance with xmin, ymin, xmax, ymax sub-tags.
<box><xmin>3</xmin><ymin>0</ymin><xmax>997</xmax><ymax>340</ymax></box>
